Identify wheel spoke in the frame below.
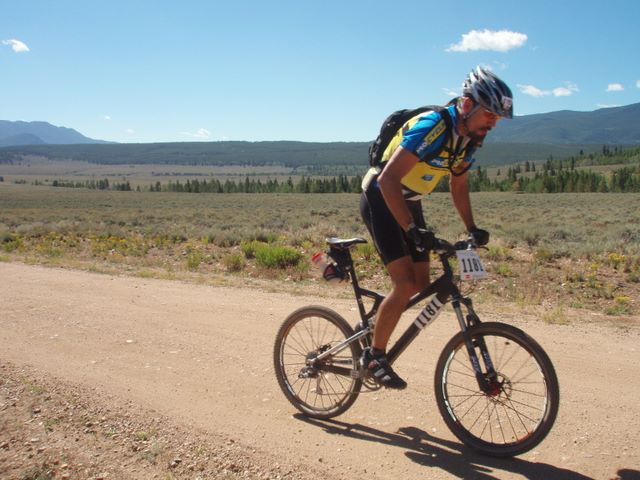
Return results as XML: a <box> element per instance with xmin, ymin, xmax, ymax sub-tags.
<box><xmin>274</xmin><ymin>308</ymin><xmax>361</xmax><ymax>419</ymax></box>
<box><xmin>436</xmin><ymin>323</ymin><xmax>558</xmax><ymax>456</ymax></box>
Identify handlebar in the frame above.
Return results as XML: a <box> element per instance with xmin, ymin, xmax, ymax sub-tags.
<box><xmin>411</xmin><ymin>226</ymin><xmax>485</xmax><ymax>256</ymax></box>
<box><xmin>432</xmin><ymin>237</ymin><xmax>478</xmax><ymax>256</ymax></box>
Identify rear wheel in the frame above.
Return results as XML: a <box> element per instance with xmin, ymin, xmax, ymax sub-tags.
<box><xmin>434</xmin><ymin>322</ymin><xmax>559</xmax><ymax>457</ymax></box>
<box><xmin>273</xmin><ymin>306</ymin><xmax>362</xmax><ymax>419</ymax></box>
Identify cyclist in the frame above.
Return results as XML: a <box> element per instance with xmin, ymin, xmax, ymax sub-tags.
<box><xmin>359</xmin><ymin>66</ymin><xmax>513</xmax><ymax>389</ymax></box>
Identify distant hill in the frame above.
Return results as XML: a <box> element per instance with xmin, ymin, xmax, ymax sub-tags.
<box><xmin>0</xmin><ymin>120</ymin><xmax>110</xmax><ymax>146</ymax></box>
<box><xmin>0</xmin><ymin>141</ymin><xmax>368</xmax><ymax>166</ymax></box>
<box><xmin>0</xmin><ymin>139</ymin><xmax>606</xmax><ymax>169</ymax></box>
<box><xmin>0</xmin><ymin>103</ymin><xmax>637</xmax><ymax>167</ymax></box>
<box><xmin>487</xmin><ymin>103</ymin><xmax>640</xmax><ymax>145</ymax></box>
<box><xmin>0</xmin><ymin>133</ymin><xmax>46</xmax><ymax>147</ymax></box>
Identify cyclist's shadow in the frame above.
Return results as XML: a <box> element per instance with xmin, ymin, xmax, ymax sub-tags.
<box><xmin>294</xmin><ymin>414</ymin><xmax>637</xmax><ymax>480</ymax></box>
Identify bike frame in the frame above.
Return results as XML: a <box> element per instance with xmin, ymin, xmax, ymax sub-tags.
<box><xmin>315</xmin><ymin>244</ymin><xmax>497</xmax><ymax>393</ymax></box>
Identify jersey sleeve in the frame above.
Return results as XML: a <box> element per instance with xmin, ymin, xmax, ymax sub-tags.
<box><xmin>400</xmin><ymin>112</ymin><xmax>448</xmax><ymax>161</ymax></box>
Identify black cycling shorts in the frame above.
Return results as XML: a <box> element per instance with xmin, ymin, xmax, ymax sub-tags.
<box><xmin>360</xmin><ymin>180</ymin><xmax>429</xmax><ymax>265</ymax></box>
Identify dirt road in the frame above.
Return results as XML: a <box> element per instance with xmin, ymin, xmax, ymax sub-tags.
<box><xmin>1</xmin><ymin>262</ymin><xmax>639</xmax><ymax>479</ymax></box>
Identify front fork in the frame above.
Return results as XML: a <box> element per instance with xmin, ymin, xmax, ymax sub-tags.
<box><xmin>453</xmin><ymin>296</ymin><xmax>500</xmax><ymax>395</ymax></box>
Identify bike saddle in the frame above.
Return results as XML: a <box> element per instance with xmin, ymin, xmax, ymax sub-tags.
<box><xmin>326</xmin><ymin>237</ymin><xmax>368</xmax><ymax>250</ymax></box>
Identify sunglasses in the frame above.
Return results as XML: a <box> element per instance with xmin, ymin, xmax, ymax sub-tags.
<box><xmin>480</xmin><ymin>108</ymin><xmax>502</xmax><ymax>121</ymax></box>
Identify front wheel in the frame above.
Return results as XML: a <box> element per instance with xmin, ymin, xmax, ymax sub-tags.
<box><xmin>434</xmin><ymin>322</ymin><xmax>559</xmax><ymax>457</ymax></box>
<box><xmin>273</xmin><ymin>305</ymin><xmax>363</xmax><ymax>419</ymax></box>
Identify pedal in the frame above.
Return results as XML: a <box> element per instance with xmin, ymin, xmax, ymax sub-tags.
<box><xmin>298</xmin><ymin>367</ymin><xmax>319</xmax><ymax>379</ymax></box>
<box><xmin>363</xmin><ymin>375</ymin><xmax>382</xmax><ymax>391</ymax></box>
<box><xmin>353</xmin><ymin>367</ymin><xmax>383</xmax><ymax>391</ymax></box>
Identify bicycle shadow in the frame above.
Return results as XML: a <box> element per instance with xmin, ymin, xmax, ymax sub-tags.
<box><xmin>293</xmin><ymin>414</ymin><xmax>635</xmax><ymax>480</ymax></box>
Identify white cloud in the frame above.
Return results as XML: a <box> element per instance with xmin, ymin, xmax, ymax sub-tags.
<box><xmin>552</xmin><ymin>83</ymin><xmax>579</xmax><ymax>97</ymax></box>
<box><xmin>446</xmin><ymin>29</ymin><xmax>527</xmax><ymax>52</ymax></box>
<box><xmin>518</xmin><ymin>82</ymin><xmax>578</xmax><ymax>98</ymax></box>
<box><xmin>181</xmin><ymin>128</ymin><xmax>211</xmax><ymax>140</ymax></box>
<box><xmin>518</xmin><ymin>84</ymin><xmax>548</xmax><ymax>97</ymax></box>
<box><xmin>607</xmin><ymin>83</ymin><xmax>624</xmax><ymax>92</ymax></box>
<box><xmin>597</xmin><ymin>104</ymin><xmax>620</xmax><ymax>109</ymax></box>
<box><xmin>125</xmin><ymin>129</ymin><xmax>135</xmax><ymax>135</ymax></box>
<box><xmin>637</xmin><ymin>80</ymin><xmax>640</xmax><ymax>88</ymax></box>
<box><xmin>2</xmin><ymin>38</ymin><xmax>30</xmax><ymax>52</ymax></box>
<box><xmin>103</xmin><ymin>115</ymin><xmax>112</xmax><ymax>121</ymax></box>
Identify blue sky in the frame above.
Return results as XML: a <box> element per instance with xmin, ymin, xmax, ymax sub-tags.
<box><xmin>2</xmin><ymin>0</ymin><xmax>639</xmax><ymax>143</ymax></box>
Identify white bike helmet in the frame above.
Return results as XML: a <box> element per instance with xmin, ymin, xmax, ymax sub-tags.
<box><xmin>462</xmin><ymin>66</ymin><xmax>513</xmax><ymax>119</ymax></box>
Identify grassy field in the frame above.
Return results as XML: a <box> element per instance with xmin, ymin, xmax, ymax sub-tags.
<box><xmin>0</xmin><ymin>156</ymin><xmax>302</xmax><ymax>187</ymax></box>
<box><xmin>1</xmin><ymin>183</ymin><xmax>639</xmax><ymax>319</ymax></box>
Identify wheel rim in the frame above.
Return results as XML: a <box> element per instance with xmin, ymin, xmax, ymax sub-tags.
<box><xmin>278</xmin><ymin>315</ymin><xmax>357</xmax><ymax>414</ymax></box>
<box><xmin>441</xmin><ymin>332</ymin><xmax>551</xmax><ymax>448</ymax></box>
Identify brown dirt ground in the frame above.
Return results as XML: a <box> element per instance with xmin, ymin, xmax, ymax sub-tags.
<box><xmin>1</xmin><ymin>261</ymin><xmax>639</xmax><ymax>480</ymax></box>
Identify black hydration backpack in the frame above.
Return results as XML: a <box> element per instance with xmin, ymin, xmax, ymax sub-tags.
<box><xmin>367</xmin><ymin>101</ymin><xmax>454</xmax><ymax>168</ymax></box>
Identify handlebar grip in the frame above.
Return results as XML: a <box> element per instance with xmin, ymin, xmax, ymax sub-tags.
<box><xmin>433</xmin><ymin>238</ymin><xmax>455</xmax><ymax>253</ymax></box>
<box><xmin>433</xmin><ymin>238</ymin><xmax>475</xmax><ymax>255</ymax></box>
<box><xmin>454</xmin><ymin>240</ymin><xmax>471</xmax><ymax>250</ymax></box>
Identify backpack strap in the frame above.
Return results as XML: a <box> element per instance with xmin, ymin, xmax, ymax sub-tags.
<box><xmin>421</xmin><ymin>107</ymin><xmax>453</xmax><ymax>163</ymax></box>
<box><xmin>425</xmin><ymin>107</ymin><xmax>478</xmax><ymax>176</ymax></box>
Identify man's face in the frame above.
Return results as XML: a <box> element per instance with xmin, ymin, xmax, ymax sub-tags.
<box><xmin>465</xmin><ymin>106</ymin><xmax>501</xmax><ymax>145</ymax></box>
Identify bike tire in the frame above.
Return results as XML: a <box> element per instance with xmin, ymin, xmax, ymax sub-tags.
<box><xmin>434</xmin><ymin>322</ymin><xmax>559</xmax><ymax>457</ymax></box>
<box><xmin>273</xmin><ymin>305</ymin><xmax>363</xmax><ymax>419</ymax></box>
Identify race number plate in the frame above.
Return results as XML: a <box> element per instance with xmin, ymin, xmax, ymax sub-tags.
<box><xmin>456</xmin><ymin>250</ymin><xmax>487</xmax><ymax>281</ymax></box>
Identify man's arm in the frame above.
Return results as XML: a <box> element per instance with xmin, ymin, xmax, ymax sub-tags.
<box><xmin>450</xmin><ymin>170</ymin><xmax>476</xmax><ymax>231</ymax></box>
<box><xmin>377</xmin><ymin>146</ymin><xmax>419</xmax><ymax>231</ymax></box>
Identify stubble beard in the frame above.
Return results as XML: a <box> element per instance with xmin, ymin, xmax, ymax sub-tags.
<box><xmin>468</xmin><ymin>127</ymin><xmax>492</xmax><ymax>146</ymax></box>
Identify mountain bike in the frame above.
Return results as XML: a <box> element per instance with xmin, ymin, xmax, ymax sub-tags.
<box><xmin>273</xmin><ymin>236</ymin><xmax>559</xmax><ymax>457</ymax></box>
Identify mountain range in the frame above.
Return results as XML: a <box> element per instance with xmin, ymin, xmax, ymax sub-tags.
<box><xmin>0</xmin><ymin>120</ymin><xmax>110</xmax><ymax>147</ymax></box>
<box><xmin>0</xmin><ymin>103</ymin><xmax>638</xmax><ymax>169</ymax></box>
<box><xmin>487</xmin><ymin>102</ymin><xmax>640</xmax><ymax>145</ymax></box>
<box><xmin>1</xmin><ymin>102</ymin><xmax>639</xmax><ymax>148</ymax></box>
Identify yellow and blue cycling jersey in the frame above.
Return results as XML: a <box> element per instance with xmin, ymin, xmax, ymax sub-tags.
<box><xmin>380</xmin><ymin>104</ymin><xmax>476</xmax><ymax>199</ymax></box>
